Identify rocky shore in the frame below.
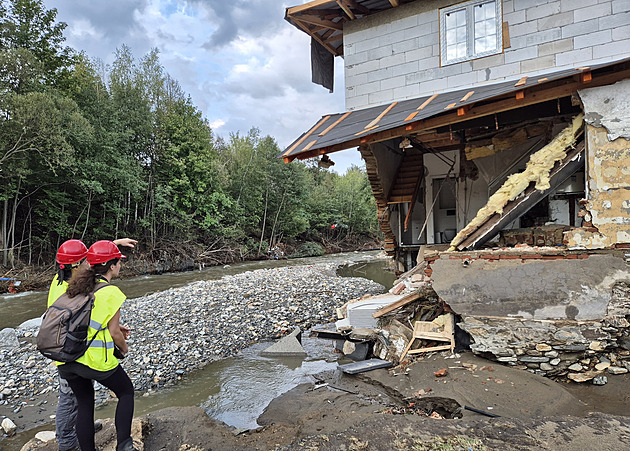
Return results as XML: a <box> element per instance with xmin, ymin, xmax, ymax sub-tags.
<box><xmin>0</xmin><ymin>262</ymin><xmax>384</xmax><ymax>434</ymax></box>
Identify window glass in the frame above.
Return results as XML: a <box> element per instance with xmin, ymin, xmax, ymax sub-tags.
<box><xmin>440</xmin><ymin>0</ymin><xmax>502</xmax><ymax>65</ymax></box>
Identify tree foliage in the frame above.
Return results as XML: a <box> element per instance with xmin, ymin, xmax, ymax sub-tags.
<box><xmin>0</xmin><ymin>0</ymin><xmax>379</xmax><ymax>268</ymax></box>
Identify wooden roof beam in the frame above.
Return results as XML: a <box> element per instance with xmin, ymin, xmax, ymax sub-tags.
<box><xmin>345</xmin><ymin>0</ymin><xmax>371</xmax><ymax>14</ymax></box>
<box><xmin>286</xmin><ymin>0</ymin><xmax>337</xmax><ymax>15</ymax></box>
<box><xmin>336</xmin><ymin>0</ymin><xmax>356</xmax><ymax>20</ymax></box>
<box><xmin>295</xmin><ymin>14</ymin><xmax>343</xmax><ymax>30</ymax></box>
<box><xmin>292</xmin><ymin>19</ymin><xmax>340</xmax><ymax>55</ymax></box>
<box><xmin>389</xmin><ymin>0</ymin><xmax>400</xmax><ymax>7</ymax></box>
<box><xmin>321</xmin><ymin>28</ymin><xmax>336</xmax><ymax>41</ymax></box>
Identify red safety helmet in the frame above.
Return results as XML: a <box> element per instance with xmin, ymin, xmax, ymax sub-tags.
<box><xmin>87</xmin><ymin>240</ymin><xmax>126</xmax><ymax>266</ymax></box>
<box><xmin>57</xmin><ymin>239</ymin><xmax>88</xmax><ymax>267</ymax></box>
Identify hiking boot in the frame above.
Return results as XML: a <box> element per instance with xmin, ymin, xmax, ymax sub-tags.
<box><xmin>116</xmin><ymin>437</ymin><xmax>138</xmax><ymax>451</ymax></box>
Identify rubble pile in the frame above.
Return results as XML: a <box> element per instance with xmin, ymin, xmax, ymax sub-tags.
<box><xmin>333</xmin><ymin>260</ymin><xmax>456</xmax><ymax>364</ymax></box>
<box><xmin>329</xmin><ymin>251</ymin><xmax>630</xmax><ymax>386</ymax></box>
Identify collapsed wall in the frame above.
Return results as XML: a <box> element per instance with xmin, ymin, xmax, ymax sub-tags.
<box><xmin>428</xmin><ymin>251</ymin><xmax>630</xmax><ymax>378</ymax></box>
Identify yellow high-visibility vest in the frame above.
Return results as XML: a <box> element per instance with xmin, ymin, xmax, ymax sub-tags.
<box><xmin>74</xmin><ymin>283</ymin><xmax>126</xmax><ymax>372</ymax></box>
<box><xmin>47</xmin><ymin>274</ymin><xmax>68</xmax><ymax>308</ymax></box>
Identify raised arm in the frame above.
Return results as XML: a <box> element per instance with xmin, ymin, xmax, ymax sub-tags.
<box><xmin>112</xmin><ymin>238</ymin><xmax>137</xmax><ymax>248</ymax></box>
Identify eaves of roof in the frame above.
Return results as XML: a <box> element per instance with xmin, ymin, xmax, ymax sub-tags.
<box><xmin>281</xmin><ymin>57</ymin><xmax>630</xmax><ymax>163</ymax></box>
<box><xmin>285</xmin><ymin>0</ymin><xmax>414</xmax><ymax>57</ymax></box>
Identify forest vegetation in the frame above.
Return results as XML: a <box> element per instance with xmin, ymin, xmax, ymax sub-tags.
<box><xmin>0</xmin><ymin>0</ymin><xmax>380</xmax><ymax>276</ymax></box>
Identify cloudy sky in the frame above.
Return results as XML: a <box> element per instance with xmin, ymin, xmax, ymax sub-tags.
<box><xmin>46</xmin><ymin>0</ymin><xmax>363</xmax><ymax>173</ymax></box>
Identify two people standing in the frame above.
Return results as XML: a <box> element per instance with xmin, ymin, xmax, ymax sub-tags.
<box><xmin>48</xmin><ymin>238</ymin><xmax>137</xmax><ymax>451</ymax></box>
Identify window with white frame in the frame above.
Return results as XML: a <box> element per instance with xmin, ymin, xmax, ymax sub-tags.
<box><xmin>440</xmin><ymin>0</ymin><xmax>502</xmax><ymax>66</ymax></box>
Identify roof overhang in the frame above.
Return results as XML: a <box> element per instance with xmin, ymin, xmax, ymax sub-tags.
<box><xmin>281</xmin><ymin>58</ymin><xmax>630</xmax><ymax>163</ymax></box>
<box><xmin>285</xmin><ymin>0</ymin><xmax>414</xmax><ymax>57</ymax></box>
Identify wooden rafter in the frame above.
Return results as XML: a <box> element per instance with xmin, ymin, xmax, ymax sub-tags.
<box><xmin>292</xmin><ymin>19</ymin><xmax>339</xmax><ymax>55</ymax></box>
<box><xmin>345</xmin><ymin>0</ymin><xmax>371</xmax><ymax>14</ymax></box>
<box><xmin>389</xmin><ymin>0</ymin><xmax>400</xmax><ymax>6</ymax></box>
<box><xmin>286</xmin><ymin>0</ymin><xmax>336</xmax><ymax>15</ymax></box>
<box><xmin>321</xmin><ymin>28</ymin><xmax>336</xmax><ymax>40</ymax></box>
<box><xmin>336</xmin><ymin>0</ymin><xmax>356</xmax><ymax>20</ymax></box>
<box><xmin>284</xmin><ymin>66</ymin><xmax>630</xmax><ymax>162</ymax></box>
<box><xmin>296</xmin><ymin>14</ymin><xmax>343</xmax><ymax>30</ymax></box>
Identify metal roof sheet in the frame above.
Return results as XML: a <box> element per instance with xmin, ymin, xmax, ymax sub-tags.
<box><xmin>282</xmin><ymin>58</ymin><xmax>630</xmax><ymax>162</ymax></box>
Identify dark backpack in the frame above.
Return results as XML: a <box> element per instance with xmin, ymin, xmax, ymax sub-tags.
<box><xmin>37</xmin><ymin>282</ymin><xmax>108</xmax><ymax>362</ymax></box>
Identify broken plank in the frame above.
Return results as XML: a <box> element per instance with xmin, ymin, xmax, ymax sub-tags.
<box><xmin>514</xmin><ymin>76</ymin><xmax>528</xmax><ymax>87</ymax></box>
<box><xmin>318</xmin><ymin>111</ymin><xmax>351</xmax><ymax>136</ymax></box>
<box><xmin>373</xmin><ymin>290</ymin><xmax>422</xmax><ymax>318</ymax></box>
<box><xmin>460</xmin><ymin>91</ymin><xmax>475</xmax><ymax>102</ymax></box>
<box><xmin>282</xmin><ymin>115</ymin><xmax>330</xmax><ymax>156</ymax></box>
<box><xmin>407</xmin><ymin>344</ymin><xmax>452</xmax><ymax>354</ymax></box>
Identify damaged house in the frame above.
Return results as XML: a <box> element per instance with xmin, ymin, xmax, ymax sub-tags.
<box><xmin>282</xmin><ymin>0</ymin><xmax>630</xmax><ymax>378</ymax></box>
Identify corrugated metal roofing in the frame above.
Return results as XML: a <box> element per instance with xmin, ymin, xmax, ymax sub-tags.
<box><xmin>282</xmin><ymin>57</ymin><xmax>630</xmax><ymax>162</ymax></box>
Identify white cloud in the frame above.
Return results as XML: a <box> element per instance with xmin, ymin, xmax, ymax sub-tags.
<box><xmin>47</xmin><ymin>0</ymin><xmax>362</xmax><ymax>173</ymax></box>
<box><xmin>209</xmin><ymin>119</ymin><xmax>225</xmax><ymax>129</ymax></box>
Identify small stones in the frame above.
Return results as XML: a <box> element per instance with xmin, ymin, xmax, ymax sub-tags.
<box><xmin>568</xmin><ymin>363</ymin><xmax>583</xmax><ymax>371</ymax></box>
<box><xmin>568</xmin><ymin>370</ymin><xmax>601</xmax><ymax>383</ymax></box>
<box><xmin>592</xmin><ymin>375</ymin><xmax>608</xmax><ymax>385</ymax></box>
<box><xmin>595</xmin><ymin>362</ymin><xmax>610</xmax><ymax>371</ymax></box>
<box><xmin>589</xmin><ymin>341</ymin><xmax>607</xmax><ymax>351</ymax></box>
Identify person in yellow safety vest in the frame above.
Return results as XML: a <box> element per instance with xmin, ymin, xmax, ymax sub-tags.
<box><xmin>49</xmin><ymin>238</ymin><xmax>136</xmax><ymax>451</ymax></box>
<box><xmin>58</xmin><ymin>240</ymin><xmax>136</xmax><ymax>451</ymax></box>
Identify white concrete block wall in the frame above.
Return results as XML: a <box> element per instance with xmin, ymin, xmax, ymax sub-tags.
<box><xmin>343</xmin><ymin>0</ymin><xmax>630</xmax><ymax>110</ymax></box>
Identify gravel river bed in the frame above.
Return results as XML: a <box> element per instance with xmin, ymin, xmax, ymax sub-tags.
<box><xmin>0</xmin><ymin>259</ymin><xmax>385</xmax><ymax>438</ymax></box>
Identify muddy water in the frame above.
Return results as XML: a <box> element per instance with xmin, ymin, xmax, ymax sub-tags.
<box><xmin>0</xmin><ymin>251</ymin><xmax>391</xmax><ymax>330</ymax></box>
<box><xmin>97</xmin><ymin>334</ymin><xmax>341</xmax><ymax>430</ymax></box>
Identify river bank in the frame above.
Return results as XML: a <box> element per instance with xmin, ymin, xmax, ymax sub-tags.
<box><xmin>0</xmin><ymin>260</ymin><xmax>385</xmax><ymax>440</ymax></box>
<box><xmin>0</xmin><ymin>236</ymin><xmax>383</xmax><ymax>293</ymax></box>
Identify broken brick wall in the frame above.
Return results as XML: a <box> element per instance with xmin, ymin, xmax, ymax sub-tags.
<box><xmin>567</xmin><ymin>80</ymin><xmax>630</xmax><ymax>249</ymax></box>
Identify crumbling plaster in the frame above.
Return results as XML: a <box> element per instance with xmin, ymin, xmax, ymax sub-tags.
<box><xmin>431</xmin><ymin>254</ymin><xmax>630</xmax><ymax>321</ymax></box>
<box><xmin>567</xmin><ymin>81</ymin><xmax>630</xmax><ymax>249</ymax></box>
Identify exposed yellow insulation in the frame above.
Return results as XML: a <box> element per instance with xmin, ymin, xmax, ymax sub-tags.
<box><xmin>449</xmin><ymin>114</ymin><xmax>584</xmax><ymax>250</ymax></box>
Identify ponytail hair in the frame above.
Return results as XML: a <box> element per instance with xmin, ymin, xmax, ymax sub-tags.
<box><xmin>56</xmin><ymin>261</ymin><xmax>81</xmax><ymax>285</ymax></box>
<box><xmin>67</xmin><ymin>258</ymin><xmax>119</xmax><ymax>297</ymax></box>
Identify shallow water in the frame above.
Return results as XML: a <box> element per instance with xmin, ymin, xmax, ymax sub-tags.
<box><xmin>96</xmin><ymin>334</ymin><xmax>340</xmax><ymax>430</ymax></box>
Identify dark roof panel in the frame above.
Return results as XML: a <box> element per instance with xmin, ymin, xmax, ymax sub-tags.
<box><xmin>282</xmin><ymin>58</ymin><xmax>630</xmax><ymax>161</ymax></box>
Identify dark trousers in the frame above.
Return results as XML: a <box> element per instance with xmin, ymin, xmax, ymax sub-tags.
<box><xmin>65</xmin><ymin>365</ymin><xmax>134</xmax><ymax>451</ymax></box>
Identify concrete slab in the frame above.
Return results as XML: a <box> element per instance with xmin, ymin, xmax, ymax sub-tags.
<box><xmin>260</xmin><ymin>328</ymin><xmax>306</xmax><ymax>357</ymax></box>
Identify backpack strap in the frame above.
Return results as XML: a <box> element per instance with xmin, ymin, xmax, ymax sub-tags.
<box><xmin>85</xmin><ymin>282</ymin><xmax>111</xmax><ymax>348</ymax></box>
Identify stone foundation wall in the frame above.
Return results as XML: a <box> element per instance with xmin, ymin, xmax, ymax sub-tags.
<box><xmin>459</xmin><ymin>302</ymin><xmax>630</xmax><ymax>378</ymax></box>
